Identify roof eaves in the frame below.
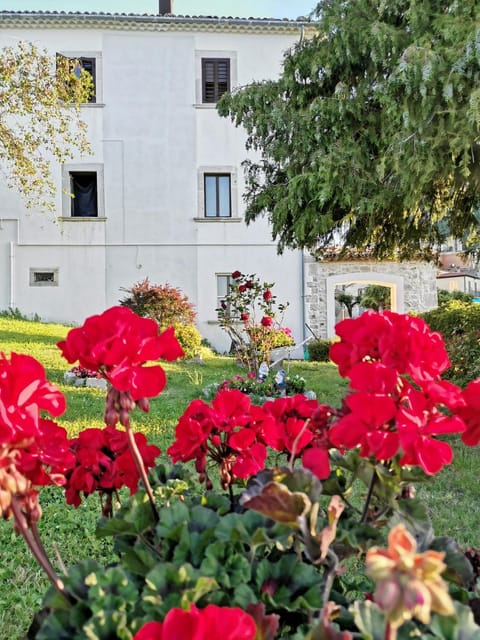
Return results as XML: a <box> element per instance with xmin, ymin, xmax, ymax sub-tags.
<box><xmin>0</xmin><ymin>11</ymin><xmax>315</xmax><ymax>30</ymax></box>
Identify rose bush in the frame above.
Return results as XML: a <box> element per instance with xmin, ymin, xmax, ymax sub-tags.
<box><xmin>216</xmin><ymin>271</ymin><xmax>293</xmax><ymax>372</ymax></box>
<box><xmin>1</xmin><ymin>307</ymin><xmax>480</xmax><ymax>639</ymax></box>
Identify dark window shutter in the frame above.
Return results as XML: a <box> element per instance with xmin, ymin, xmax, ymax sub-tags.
<box><xmin>202</xmin><ymin>58</ymin><xmax>230</xmax><ymax>103</ymax></box>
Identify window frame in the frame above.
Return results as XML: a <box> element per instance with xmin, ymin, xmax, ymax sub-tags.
<box><xmin>196</xmin><ymin>166</ymin><xmax>238</xmax><ymax>220</ymax></box>
<box><xmin>61</xmin><ymin>163</ymin><xmax>105</xmax><ymax>220</ymax></box>
<box><xmin>69</xmin><ymin>171</ymin><xmax>99</xmax><ymax>218</ymax></box>
<box><xmin>57</xmin><ymin>51</ymin><xmax>103</xmax><ymax>104</ymax></box>
<box><xmin>195</xmin><ymin>51</ymin><xmax>237</xmax><ymax>107</ymax></box>
<box><xmin>204</xmin><ymin>173</ymin><xmax>232</xmax><ymax>218</ymax></box>
<box><xmin>216</xmin><ymin>273</ymin><xmax>234</xmax><ymax>317</ymax></box>
<box><xmin>201</xmin><ymin>57</ymin><xmax>230</xmax><ymax>104</ymax></box>
<box><xmin>29</xmin><ymin>268</ymin><xmax>59</xmax><ymax>287</ymax></box>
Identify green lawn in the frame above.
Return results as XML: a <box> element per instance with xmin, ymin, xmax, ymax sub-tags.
<box><xmin>0</xmin><ymin>316</ymin><xmax>479</xmax><ymax>639</ymax></box>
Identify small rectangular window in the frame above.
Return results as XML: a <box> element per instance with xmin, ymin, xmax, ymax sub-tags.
<box><xmin>75</xmin><ymin>57</ymin><xmax>96</xmax><ymax>103</ymax></box>
<box><xmin>217</xmin><ymin>274</ymin><xmax>233</xmax><ymax>315</ymax></box>
<box><xmin>205</xmin><ymin>174</ymin><xmax>231</xmax><ymax>218</ymax></box>
<box><xmin>30</xmin><ymin>269</ymin><xmax>59</xmax><ymax>287</ymax></box>
<box><xmin>202</xmin><ymin>58</ymin><xmax>230</xmax><ymax>103</ymax></box>
<box><xmin>70</xmin><ymin>172</ymin><xmax>98</xmax><ymax>217</ymax></box>
<box><xmin>56</xmin><ymin>54</ymin><xmax>96</xmax><ymax>103</ymax></box>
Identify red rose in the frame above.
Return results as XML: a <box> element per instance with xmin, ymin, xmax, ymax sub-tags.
<box><xmin>260</xmin><ymin>316</ymin><xmax>273</xmax><ymax>327</ymax></box>
<box><xmin>57</xmin><ymin>306</ymin><xmax>184</xmax><ymax>400</ymax></box>
<box><xmin>240</xmin><ymin>312</ymin><xmax>250</xmax><ymax>322</ymax></box>
<box><xmin>263</xmin><ymin>289</ymin><xmax>272</xmax><ymax>301</ymax></box>
<box><xmin>239</xmin><ymin>284</ymin><xmax>247</xmax><ymax>293</ymax></box>
<box><xmin>231</xmin><ymin>270</ymin><xmax>242</xmax><ymax>279</ymax></box>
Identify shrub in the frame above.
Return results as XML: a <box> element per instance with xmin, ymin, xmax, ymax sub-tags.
<box><xmin>173</xmin><ymin>322</ymin><xmax>202</xmax><ymax>359</ymax></box>
<box><xmin>420</xmin><ymin>300</ymin><xmax>480</xmax><ymax>385</ymax></box>
<box><xmin>437</xmin><ymin>288</ymin><xmax>474</xmax><ymax>306</ymax></box>
<box><xmin>217</xmin><ymin>271</ymin><xmax>292</xmax><ymax>372</ymax></box>
<box><xmin>120</xmin><ymin>278</ymin><xmax>196</xmax><ymax>328</ymax></box>
<box><xmin>308</xmin><ymin>339</ymin><xmax>333</xmax><ymax>362</ymax></box>
<box><xmin>120</xmin><ymin>278</ymin><xmax>200</xmax><ymax>359</ymax></box>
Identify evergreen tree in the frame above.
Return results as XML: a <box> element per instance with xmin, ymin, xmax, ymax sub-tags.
<box><xmin>218</xmin><ymin>0</ymin><xmax>480</xmax><ymax>260</ymax></box>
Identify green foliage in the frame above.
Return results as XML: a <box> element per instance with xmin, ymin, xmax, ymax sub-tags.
<box><xmin>217</xmin><ymin>271</ymin><xmax>292</xmax><ymax>372</ymax></box>
<box><xmin>172</xmin><ymin>322</ymin><xmax>202</xmax><ymax>359</ymax></box>
<box><xmin>420</xmin><ymin>300</ymin><xmax>480</xmax><ymax>385</ymax></box>
<box><xmin>438</xmin><ymin>289</ymin><xmax>475</xmax><ymax>306</ymax></box>
<box><xmin>120</xmin><ymin>278</ymin><xmax>196</xmax><ymax>329</ymax></box>
<box><xmin>307</xmin><ymin>339</ymin><xmax>333</xmax><ymax>362</ymax></box>
<box><xmin>359</xmin><ymin>285</ymin><xmax>391</xmax><ymax>311</ymax></box>
<box><xmin>421</xmin><ymin>300</ymin><xmax>480</xmax><ymax>337</ymax></box>
<box><xmin>204</xmin><ymin>371</ymin><xmax>307</xmax><ymax>402</ymax></box>
<box><xmin>218</xmin><ymin>0</ymin><xmax>480</xmax><ymax>260</ymax></box>
<box><xmin>0</xmin><ymin>41</ymin><xmax>91</xmax><ymax>210</ymax></box>
<box><xmin>120</xmin><ymin>278</ymin><xmax>200</xmax><ymax>358</ymax></box>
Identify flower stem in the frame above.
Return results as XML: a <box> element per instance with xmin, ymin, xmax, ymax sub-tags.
<box><xmin>125</xmin><ymin>422</ymin><xmax>159</xmax><ymax>522</ymax></box>
<box><xmin>11</xmin><ymin>498</ymin><xmax>69</xmax><ymax>601</ymax></box>
<box><xmin>385</xmin><ymin>622</ymin><xmax>397</xmax><ymax>640</ymax></box>
<box><xmin>321</xmin><ymin>548</ymin><xmax>339</xmax><ymax>604</ymax></box>
<box><xmin>360</xmin><ymin>469</ymin><xmax>376</xmax><ymax>524</ymax></box>
<box><xmin>289</xmin><ymin>418</ymin><xmax>311</xmax><ymax>470</ymax></box>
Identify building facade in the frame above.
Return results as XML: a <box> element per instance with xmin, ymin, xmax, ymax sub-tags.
<box><xmin>0</xmin><ymin>10</ymin><xmax>310</xmax><ymax>352</ymax></box>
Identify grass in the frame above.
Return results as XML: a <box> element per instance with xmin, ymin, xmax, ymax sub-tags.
<box><xmin>0</xmin><ymin>316</ymin><xmax>479</xmax><ymax>639</ymax></box>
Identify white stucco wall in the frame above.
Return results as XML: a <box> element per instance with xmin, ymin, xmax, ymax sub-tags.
<box><xmin>0</xmin><ymin>16</ymin><xmax>306</xmax><ymax>351</ymax></box>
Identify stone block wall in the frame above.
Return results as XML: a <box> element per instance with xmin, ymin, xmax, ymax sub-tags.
<box><xmin>304</xmin><ymin>257</ymin><xmax>438</xmax><ymax>339</ymax></box>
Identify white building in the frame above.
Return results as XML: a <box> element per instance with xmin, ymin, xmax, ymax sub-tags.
<box><xmin>0</xmin><ymin>6</ymin><xmax>311</xmax><ymax>352</ymax></box>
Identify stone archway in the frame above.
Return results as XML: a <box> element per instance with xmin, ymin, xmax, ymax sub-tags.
<box><xmin>303</xmin><ymin>257</ymin><xmax>438</xmax><ymax>339</ymax></box>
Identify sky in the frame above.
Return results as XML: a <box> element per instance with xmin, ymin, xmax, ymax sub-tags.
<box><xmin>0</xmin><ymin>1</ymin><xmax>317</xmax><ymax>19</ymax></box>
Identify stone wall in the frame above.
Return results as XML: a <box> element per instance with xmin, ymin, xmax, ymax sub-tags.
<box><xmin>304</xmin><ymin>257</ymin><xmax>438</xmax><ymax>338</ymax></box>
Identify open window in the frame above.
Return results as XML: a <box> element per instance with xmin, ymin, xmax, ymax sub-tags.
<box><xmin>70</xmin><ymin>172</ymin><xmax>98</xmax><ymax>217</ymax></box>
<box><xmin>56</xmin><ymin>52</ymin><xmax>100</xmax><ymax>103</ymax></box>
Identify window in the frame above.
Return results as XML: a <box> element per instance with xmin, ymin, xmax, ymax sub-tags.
<box><xmin>217</xmin><ymin>274</ymin><xmax>233</xmax><ymax>314</ymax></box>
<box><xmin>30</xmin><ymin>269</ymin><xmax>59</xmax><ymax>287</ymax></box>
<box><xmin>73</xmin><ymin>57</ymin><xmax>96</xmax><ymax>103</ymax></box>
<box><xmin>202</xmin><ymin>58</ymin><xmax>230</xmax><ymax>103</ymax></box>
<box><xmin>204</xmin><ymin>174</ymin><xmax>231</xmax><ymax>218</ymax></box>
<box><xmin>70</xmin><ymin>172</ymin><xmax>98</xmax><ymax>217</ymax></box>
<box><xmin>57</xmin><ymin>52</ymin><xmax>102</xmax><ymax>104</ymax></box>
<box><xmin>61</xmin><ymin>163</ymin><xmax>104</xmax><ymax>219</ymax></box>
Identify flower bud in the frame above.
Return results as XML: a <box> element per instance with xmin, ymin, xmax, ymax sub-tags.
<box><xmin>136</xmin><ymin>397</ymin><xmax>150</xmax><ymax>413</ymax></box>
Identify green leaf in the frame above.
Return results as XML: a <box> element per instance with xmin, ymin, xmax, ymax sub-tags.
<box><xmin>430</xmin><ymin>601</ymin><xmax>480</xmax><ymax>640</ymax></box>
<box><xmin>350</xmin><ymin>601</ymin><xmax>387</xmax><ymax>640</ymax></box>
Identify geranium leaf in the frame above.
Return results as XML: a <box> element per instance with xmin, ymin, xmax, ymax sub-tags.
<box><xmin>350</xmin><ymin>601</ymin><xmax>387</xmax><ymax>640</ymax></box>
<box><xmin>241</xmin><ymin>481</ymin><xmax>311</xmax><ymax>525</ymax></box>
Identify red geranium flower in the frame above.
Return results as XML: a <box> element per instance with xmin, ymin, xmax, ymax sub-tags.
<box><xmin>168</xmin><ymin>390</ymin><xmax>273</xmax><ymax>489</ymax></box>
<box><xmin>65</xmin><ymin>426</ymin><xmax>160</xmax><ymax>507</ymax></box>
<box><xmin>330</xmin><ymin>311</ymin><xmax>450</xmax><ymax>383</ymax></box>
<box><xmin>263</xmin><ymin>289</ymin><xmax>272</xmax><ymax>301</ymax></box>
<box><xmin>455</xmin><ymin>379</ymin><xmax>480</xmax><ymax>446</ymax></box>
<box><xmin>240</xmin><ymin>312</ymin><xmax>250</xmax><ymax>322</ymax></box>
<box><xmin>57</xmin><ymin>306</ymin><xmax>184</xmax><ymax>400</ymax></box>
<box><xmin>261</xmin><ymin>316</ymin><xmax>273</xmax><ymax>328</ymax></box>
<box><xmin>134</xmin><ymin>604</ymin><xmax>257</xmax><ymax>640</ymax></box>
<box><xmin>0</xmin><ymin>352</ymin><xmax>72</xmax><ymax>521</ymax></box>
